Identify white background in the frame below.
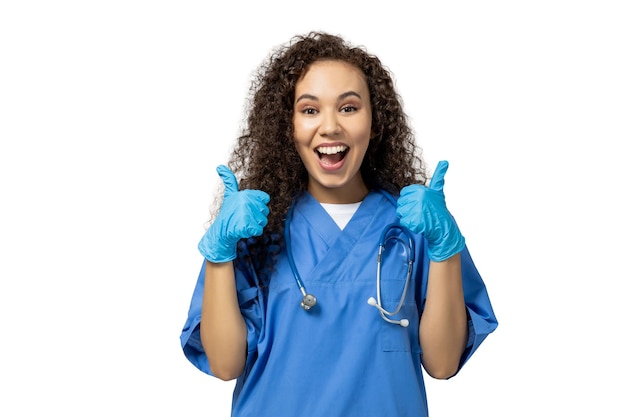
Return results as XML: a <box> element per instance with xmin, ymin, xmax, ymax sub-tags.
<box><xmin>1</xmin><ymin>1</ymin><xmax>625</xmax><ymax>415</ymax></box>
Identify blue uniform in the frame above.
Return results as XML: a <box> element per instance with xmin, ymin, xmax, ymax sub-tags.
<box><xmin>181</xmin><ymin>190</ymin><xmax>498</xmax><ymax>416</ymax></box>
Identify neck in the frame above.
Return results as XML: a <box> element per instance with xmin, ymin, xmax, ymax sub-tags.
<box><xmin>307</xmin><ymin>181</ymin><xmax>368</xmax><ymax>204</ymax></box>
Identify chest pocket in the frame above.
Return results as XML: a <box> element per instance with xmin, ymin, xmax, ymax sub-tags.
<box><xmin>380</xmin><ymin>299</ymin><xmax>421</xmax><ymax>353</ymax></box>
<box><xmin>379</xmin><ymin>268</ymin><xmax>420</xmax><ymax>353</ymax></box>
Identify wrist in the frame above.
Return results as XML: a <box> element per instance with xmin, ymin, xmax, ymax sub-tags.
<box><xmin>428</xmin><ymin>232</ymin><xmax>465</xmax><ymax>262</ymax></box>
<box><xmin>199</xmin><ymin>230</ymin><xmax>238</xmax><ymax>263</ymax></box>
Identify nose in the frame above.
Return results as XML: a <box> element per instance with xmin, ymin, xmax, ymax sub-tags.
<box><xmin>319</xmin><ymin>111</ymin><xmax>341</xmax><ymax>136</ymax></box>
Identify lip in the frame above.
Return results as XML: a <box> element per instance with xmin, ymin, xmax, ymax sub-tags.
<box><xmin>315</xmin><ymin>143</ymin><xmax>349</xmax><ymax>172</ymax></box>
<box><xmin>318</xmin><ymin>155</ymin><xmax>346</xmax><ymax>171</ymax></box>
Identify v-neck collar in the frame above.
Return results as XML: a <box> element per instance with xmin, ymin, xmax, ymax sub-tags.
<box><xmin>286</xmin><ymin>190</ymin><xmax>391</xmax><ymax>285</ymax></box>
<box><xmin>292</xmin><ymin>190</ymin><xmax>387</xmax><ymax>248</ymax></box>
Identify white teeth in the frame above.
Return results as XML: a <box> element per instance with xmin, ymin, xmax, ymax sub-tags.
<box><xmin>316</xmin><ymin>145</ymin><xmax>347</xmax><ymax>155</ymax></box>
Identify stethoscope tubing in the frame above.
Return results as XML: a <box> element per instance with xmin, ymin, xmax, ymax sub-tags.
<box><xmin>369</xmin><ymin>223</ymin><xmax>414</xmax><ymax>327</ymax></box>
<box><xmin>285</xmin><ymin>204</ymin><xmax>317</xmax><ymax>310</ymax></box>
<box><xmin>376</xmin><ymin>225</ymin><xmax>415</xmax><ymax>317</ymax></box>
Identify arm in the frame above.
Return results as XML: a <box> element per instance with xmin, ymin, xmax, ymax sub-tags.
<box><xmin>196</xmin><ymin>165</ymin><xmax>270</xmax><ymax>380</ymax></box>
<box><xmin>396</xmin><ymin>161</ymin><xmax>469</xmax><ymax>378</ymax></box>
<box><xmin>200</xmin><ymin>260</ymin><xmax>248</xmax><ymax>380</ymax></box>
<box><xmin>419</xmin><ymin>254</ymin><xmax>468</xmax><ymax>379</ymax></box>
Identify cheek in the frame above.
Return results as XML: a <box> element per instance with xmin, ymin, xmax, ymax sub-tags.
<box><xmin>345</xmin><ymin>111</ymin><xmax>372</xmax><ymax>141</ymax></box>
<box><xmin>291</xmin><ymin>131</ymin><xmax>310</xmax><ymax>159</ymax></box>
<box><xmin>293</xmin><ymin>116</ymin><xmax>317</xmax><ymax>135</ymax></box>
<box><xmin>293</xmin><ymin>120</ymin><xmax>318</xmax><ymax>149</ymax></box>
<box><xmin>353</xmin><ymin>122</ymin><xmax>373</xmax><ymax>145</ymax></box>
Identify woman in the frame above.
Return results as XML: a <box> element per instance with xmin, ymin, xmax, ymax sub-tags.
<box><xmin>181</xmin><ymin>31</ymin><xmax>497</xmax><ymax>416</ymax></box>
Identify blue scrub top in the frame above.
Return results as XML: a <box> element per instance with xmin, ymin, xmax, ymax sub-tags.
<box><xmin>181</xmin><ymin>190</ymin><xmax>498</xmax><ymax>417</ymax></box>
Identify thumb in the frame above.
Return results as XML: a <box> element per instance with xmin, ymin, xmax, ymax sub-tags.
<box><xmin>429</xmin><ymin>160</ymin><xmax>449</xmax><ymax>192</ymax></box>
<box><xmin>216</xmin><ymin>165</ymin><xmax>239</xmax><ymax>197</ymax></box>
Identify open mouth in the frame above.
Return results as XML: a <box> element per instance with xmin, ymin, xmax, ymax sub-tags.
<box><xmin>315</xmin><ymin>145</ymin><xmax>348</xmax><ymax>165</ymax></box>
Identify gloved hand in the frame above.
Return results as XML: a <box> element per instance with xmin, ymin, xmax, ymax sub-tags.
<box><xmin>396</xmin><ymin>160</ymin><xmax>465</xmax><ymax>262</ymax></box>
<box><xmin>198</xmin><ymin>165</ymin><xmax>270</xmax><ymax>263</ymax></box>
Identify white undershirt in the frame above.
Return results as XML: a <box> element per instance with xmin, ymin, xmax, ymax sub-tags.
<box><xmin>320</xmin><ymin>202</ymin><xmax>362</xmax><ymax>230</ymax></box>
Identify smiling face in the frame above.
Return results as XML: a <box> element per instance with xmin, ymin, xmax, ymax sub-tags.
<box><xmin>292</xmin><ymin>60</ymin><xmax>373</xmax><ymax>204</ymax></box>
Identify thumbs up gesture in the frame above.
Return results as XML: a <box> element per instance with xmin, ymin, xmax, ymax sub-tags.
<box><xmin>396</xmin><ymin>161</ymin><xmax>465</xmax><ymax>262</ymax></box>
<box><xmin>198</xmin><ymin>165</ymin><xmax>270</xmax><ymax>263</ymax></box>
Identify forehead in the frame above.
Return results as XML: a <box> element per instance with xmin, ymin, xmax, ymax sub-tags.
<box><xmin>295</xmin><ymin>60</ymin><xmax>369</xmax><ymax>95</ymax></box>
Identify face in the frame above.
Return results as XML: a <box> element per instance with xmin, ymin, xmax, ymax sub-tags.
<box><xmin>293</xmin><ymin>60</ymin><xmax>373</xmax><ymax>204</ymax></box>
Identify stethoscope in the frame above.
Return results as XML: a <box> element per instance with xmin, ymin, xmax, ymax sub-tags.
<box><xmin>366</xmin><ymin>223</ymin><xmax>414</xmax><ymax>327</ymax></box>
<box><xmin>284</xmin><ymin>206</ymin><xmax>318</xmax><ymax>311</ymax></box>
<box><xmin>284</xmin><ymin>192</ymin><xmax>416</xmax><ymax>326</ymax></box>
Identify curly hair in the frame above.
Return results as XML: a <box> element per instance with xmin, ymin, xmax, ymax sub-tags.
<box><xmin>220</xmin><ymin>31</ymin><xmax>427</xmax><ymax>283</ymax></box>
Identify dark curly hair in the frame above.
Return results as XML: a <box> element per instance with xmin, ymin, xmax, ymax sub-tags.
<box><xmin>220</xmin><ymin>31</ymin><xmax>427</xmax><ymax>283</ymax></box>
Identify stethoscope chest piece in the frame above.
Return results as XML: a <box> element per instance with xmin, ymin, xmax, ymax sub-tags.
<box><xmin>285</xmin><ymin>205</ymin><xmax>319</xmax><ymax>312</ymax></box>
<box><xmin>301</xmin><ymin>293</ymin><xmax>317</xmax><ymax>311</ymax></box>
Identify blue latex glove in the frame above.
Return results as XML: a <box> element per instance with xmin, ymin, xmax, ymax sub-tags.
<box><xmin>396</xmin><ymin>160</ymin><xmax>465</xmax><ymax>262</ymax></box>
<box><xmin>198</xmin><ymin>165</ymin><xmax>270</xmax><ymax>263</ymax></box>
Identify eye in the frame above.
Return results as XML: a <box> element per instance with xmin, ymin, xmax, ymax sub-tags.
<box><xmin>340</xmin><ymin>105</ymin><xmax>358</xmax><ymax>113</ymax></box>
<box><xmin>302</xmin><ymin>107</ymin><xmax>318</xmax><ymax>115</ymax></box>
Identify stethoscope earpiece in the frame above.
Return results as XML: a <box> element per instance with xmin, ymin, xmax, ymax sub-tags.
<box><xmin>367</xmin><ymin>297</ymin><xmax>410</xmax><ymax>327</ymax></box>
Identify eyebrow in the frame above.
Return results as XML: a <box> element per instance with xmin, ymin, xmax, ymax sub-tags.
<box><xmin>295</xmin><ymin>90</ymin><xmax>363</xmax><ymax>103</ymax></box>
